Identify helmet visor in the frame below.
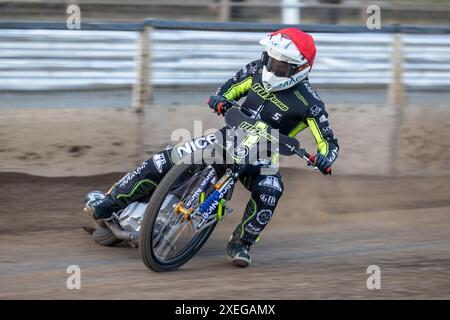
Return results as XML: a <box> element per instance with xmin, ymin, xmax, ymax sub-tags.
<box><xmin>261</xmin><ymin>51</ymin><xmax>298</xmax><ymax>78</ymax></box>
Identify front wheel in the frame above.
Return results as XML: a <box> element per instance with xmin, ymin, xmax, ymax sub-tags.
<box><xmin>139</xmin><ymin>163</ymin><xmax>220</xmax><ymax>272</ymax></box>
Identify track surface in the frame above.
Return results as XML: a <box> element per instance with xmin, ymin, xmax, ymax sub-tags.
<box><xmin>1</xmin><ymin>170</ymin><xmax>450</xmax><ymax>299</ymax></box>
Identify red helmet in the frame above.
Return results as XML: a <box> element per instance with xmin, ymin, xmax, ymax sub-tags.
<box><xmin>259</xmin><ymin>28</ymin><xmax>316</xmax><ymax>92</ymax></box>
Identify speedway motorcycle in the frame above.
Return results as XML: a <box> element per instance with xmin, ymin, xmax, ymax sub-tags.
<box><xmin>84</xmin><ymin>101</ymin><xmax>330</xmax><ymax>272</ymax></box>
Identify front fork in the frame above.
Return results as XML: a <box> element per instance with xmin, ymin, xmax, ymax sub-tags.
<box><xmin>174</xmin><ymin>167</ymin><xmax>238</xmax><ymax>232</ymax></box>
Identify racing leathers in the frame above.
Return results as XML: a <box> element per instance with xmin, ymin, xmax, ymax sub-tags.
<box><xmin>90</xmin><ymin>59</ymin><xmax>339</xmax><ymax>248</ymax></box>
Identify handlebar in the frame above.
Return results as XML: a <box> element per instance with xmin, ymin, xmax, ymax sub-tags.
<box><xmin>218</xmin><ymin>100</ymin><xmax>332</xmax><ymax>175</ymax></box>
<box><xmin>290</xmin><ymin>145</ymin><xmax>332</xmax><ymax>175</ymax></box>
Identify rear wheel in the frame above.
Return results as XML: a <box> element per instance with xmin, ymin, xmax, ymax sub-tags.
<box><xmin>92</xmin><ymin>226</ymin><xmax>122</xmax><ymax>247</ymax></box>
<box><xmin>139</xmin><ymin>163</ymin><xmax>220</xmax><ymax>272</ymax></box>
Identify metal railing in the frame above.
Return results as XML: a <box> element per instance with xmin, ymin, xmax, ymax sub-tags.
<box><xmin>0</xmin><ymin>20</ymin><xmax>450</xmax><ymax>109</ymax></box>
<box><xmin>0</xmin><ymin>29</ymin><xmax>137</xmax><ymax>90</ymax></box>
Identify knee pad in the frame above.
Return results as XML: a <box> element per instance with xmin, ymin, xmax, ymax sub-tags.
<box><xmin>251</xmin><ymin>174</ymin><xmax>284</xmax><ymax>206</ymax></box>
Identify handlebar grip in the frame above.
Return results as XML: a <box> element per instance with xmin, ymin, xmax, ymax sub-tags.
<box><xmin>307</xmin><ymin>153</ymin><xmax>332</xmax><ymax>175</ymax></box>
<box><xmin>217</xmin><ymin>102</ymin><xmax>225</xmax><ymax>114</ymax></box>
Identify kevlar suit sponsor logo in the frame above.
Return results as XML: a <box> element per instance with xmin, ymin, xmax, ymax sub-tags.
<box><xmin>258</xmin><ymin>176</ymin><xmax>282</xmax><ymax>192</ymax></box>
<box><xmin>328</xmin><ymin>148</ymin><xmax>338</xmax><ymax>163</ymax></box>
<box><xmin>260</xmin><ymin>194</ymin><xmax>276</xmax><ymax>206</ymax></box>
<box><xmin>152</xmin><ymin>153</ymin><xmax>166</xmax><ymax>174</ymax></box>
<box><xmin>245</xmin><ymin>104</ymin><xmax>264</xmax><ymax>119</ymax></box>
<box><xmin>251</xmin><ymin>83</ymin><xmax>289</xmax><ymax>111</ymax></box>
<box><xmin>304</xmin><ymin>82</ymin><xmax>321</xmax><ymax>100</ymax></box>
<box><xmin>249</xmin><ymin>64</ymin><xmax>259</xmax><ymax>75</ymax></box>
<box><xmin>176</xmin><ymin>134</ymin><xmax>217</xmax><ymax>158</ymax></box>
<box><xmin>238</xmin><ymin>121</ymin><xmax>279</xmax><ymax>143</ymax></box>
<box><xmin>294</xmin><ymin>90</ymin><xmax>309</xmax><ymax>106</ymax></box>
<box><xmin>322</xmin><ymin>126</ymin><xmax>332</xmax><ymax>134</ymax></box>
<box><xmin>310</xmin><ymin>104</ymin><xmax>322</xmax><ymax>117</ymax></box>
<box><xmin>256</xmin><ymin>209</ymin><xmax>273</xmax><ymax>225</ymax></box>
<box><xmin>119</xmin><ymin>161</ymin><xmax>148</xmax><ymax>188</ymax></box>
<box><xmin>240</xmin><ymin>64</ymin><xmax>256</xmax><ymax>78</ymax></box>
<box><xmin>233</xmin><ymin>145</ymin><xmax>249</xmax><ymax>159</ymax></box>
<box><xmin>245</xmin><ymin>223</ymin><xmax>262</xmax><ymax>235</ymax></box>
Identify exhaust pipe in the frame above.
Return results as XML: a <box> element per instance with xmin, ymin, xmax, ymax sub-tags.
<box><xmin>104</xmin><ymin>220</ymin><xmax>138</xmax><ymax>242</ymax></box>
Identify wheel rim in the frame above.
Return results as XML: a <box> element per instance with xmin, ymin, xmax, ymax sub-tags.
<box><xmin>151</xmin><ymin>165</ymin><xmax>218</xmax><ymax>264</ymax></box>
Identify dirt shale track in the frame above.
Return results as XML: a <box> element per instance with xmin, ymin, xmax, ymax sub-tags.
<box><xmin>1</xmin><ymin>169</ymin><xmax>450</xmax><ymax>299</ymax></box>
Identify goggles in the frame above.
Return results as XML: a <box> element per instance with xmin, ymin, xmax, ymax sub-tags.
<box><xmin>261</xmin><ymin>51</ymin><xmax>308</xmax><ymax>78</ymax></box>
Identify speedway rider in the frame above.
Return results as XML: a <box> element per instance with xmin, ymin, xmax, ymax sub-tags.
<box><xmin>85</xmin><ymin>28</ymin><xmax>339</xmax><ymax>268</ymax></box>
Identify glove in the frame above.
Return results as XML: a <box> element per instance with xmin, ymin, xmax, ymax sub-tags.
<box><xmin>207</xmin><ymin>95</ymin><xmax>229</xmax><ymax>115</ymax></box>
<box><xmin>310</xmin><ymin>153</ymin><xmax>332</xmax><ymax>175</ymax></box>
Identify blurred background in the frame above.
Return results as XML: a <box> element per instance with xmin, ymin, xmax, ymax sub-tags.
<box><xmin>1</xmin><ymin>1</ymin><xmax>450</xmax><ymax>299</ymax></box>
<box><xmin>1</xmin><ymin>0</ymin><xmax>450</xmax><ymax>24</ymax></box>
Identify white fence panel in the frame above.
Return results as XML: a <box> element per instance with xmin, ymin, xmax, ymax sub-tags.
<box><xmin>0</xmin><ymin>29</ymin><xmax>449</xmax><ymax>90</ymax></box>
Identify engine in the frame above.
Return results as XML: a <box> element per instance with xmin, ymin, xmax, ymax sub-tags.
<box><xmin>117</xmin><ymin>201</ymin><xmax>148</xmax><ymax>238</ymax></box>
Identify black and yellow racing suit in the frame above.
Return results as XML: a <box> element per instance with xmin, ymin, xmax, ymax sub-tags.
<box><xmin>217</xmin><ymin>59</ymin><xmax>339</xmax><ymax>163</ymax></box>
<box><xmin>96</xmin><ymin>59</ymin><xmax>339</xmax><ymax>245</ymax></box>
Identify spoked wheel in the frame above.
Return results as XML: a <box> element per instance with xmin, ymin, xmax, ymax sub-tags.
<box><xmin>139</xmin><ymin>163</ymin><xmax>220</xmax><ymax>272</ymax></box>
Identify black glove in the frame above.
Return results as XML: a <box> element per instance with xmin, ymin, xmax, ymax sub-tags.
<box><xmin>207</xmin><ymin>95</ymin><xmax>229</xmax><ymax>115</ymax></box>
<box><xmin>310</xmin><ymin>153</ymin><xmax>332</xmax><ymax>175</ymax></box>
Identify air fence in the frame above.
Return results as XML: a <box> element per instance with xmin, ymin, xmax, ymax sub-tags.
<box><xmin>0</xmin><ymin>20</ymin><xmax>449</xmax><ymax>109</ymax></box>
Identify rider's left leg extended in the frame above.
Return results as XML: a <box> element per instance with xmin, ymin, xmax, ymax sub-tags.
<box><xmin>227</xmin><ymin>171</ymin><xmax>284</xmax><ymax>267</ymax></box>
<box><xmin>85</xmin><ymin>148</ymin><xmax>175</xmax><ymax>221</ymax></box>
